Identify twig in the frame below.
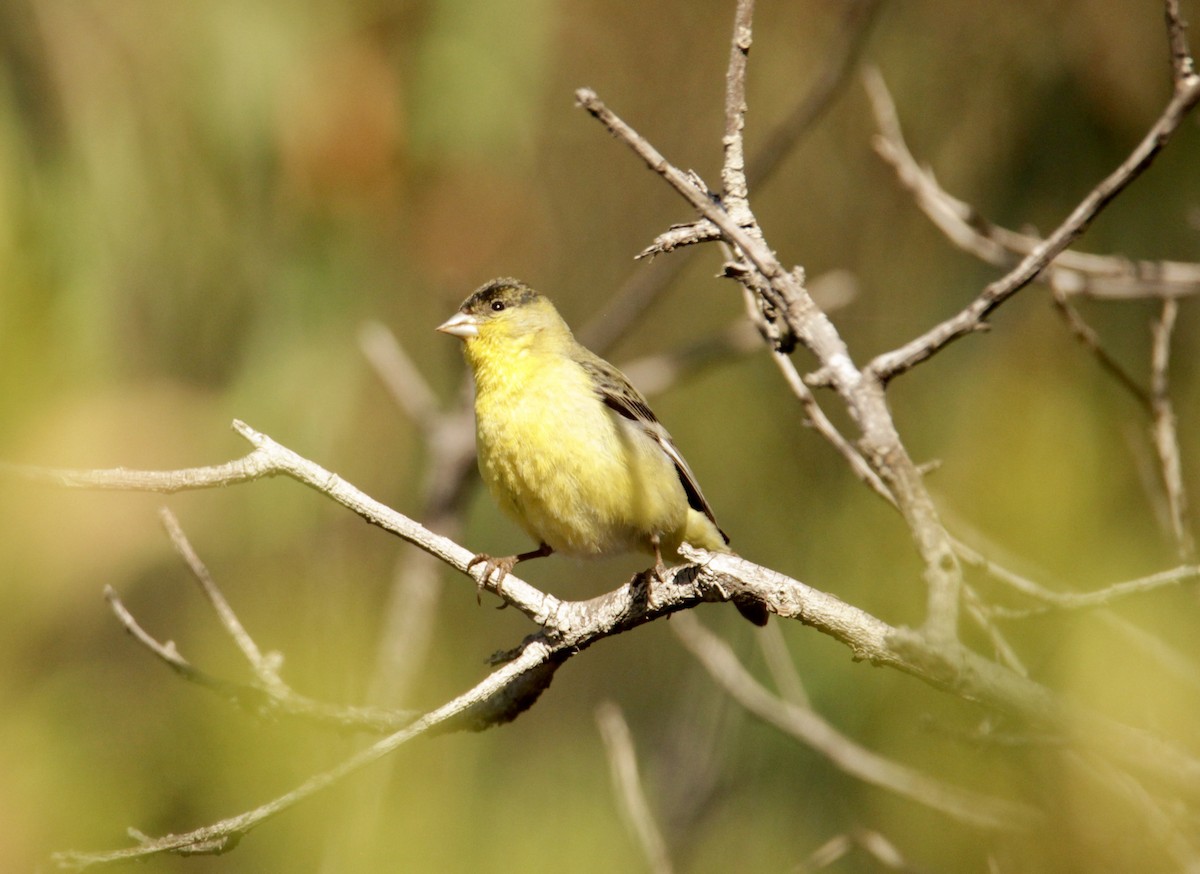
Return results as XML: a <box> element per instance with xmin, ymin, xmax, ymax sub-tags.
<box><xmin>800</xmin><ymin>830</ymin><xmax>917</xmax><ymax>872</ymax></box>
<box><xmin>986</xmin><ymin>564</ymin><xmax>1200</xmax><ymax>619</ymax></box>
<box><xmin>576</xmin><ymin>84</ymin><xmax>964</xmax><ymax>646</ymax></box>
<box><xmin>159</xmin><ymin>507</ymin><xmax>282</xmax><ymax>690</ymax></box>
<box><xmin>864</xmin><ymin>67</ymin><xmax>1175</xmax><ymax>410</ymax></box>
<box><xmin>677</xmin><ymin>547</ymin><xmax>1200</xmax><ymax>802</ymax></box>
<box><xmin>109</xmin><ymin>524</ymin><xmax>416</xmax><ymax>733</ymax></box>
<box><xmin>358</xmin><ymin>320</ymin><xmax>442</xmax><ymax>428</ymax></box>
<box><xmin>865</xmin><ymin>69</ymin><xmax>1200</xmax><ymax>304</ymax></box>
<box><xmin>1166</xmin><ymin>0</ymin><xmax>1198</xmax><ymax>87</ymax></box>
<box><xmin>757</xmin><ymin>620</ymin><xmax>810</xmax><ymax>708</ymax></box>
<box><xmin>746</xmin><ymin>0</ymin><xmax>883</xmax><ymax>186</ymax></box>
<box><xmin>769</xmin><ymin>349</ymin><xmax>893</xmax><ymax>504</ymax></box>
<box><xmin>51</xmin><ymin>642</ymin><xmax>553</xmax><ymax>870</ymax></box>
<box><xmin>961</xmin><ymin>583</ymin><xmax>1028</xmax><ymax>676</ymax></box>
<box><xmin>596</xmin><ymin>702</ymin><xmax>675</xmax><ymax>874</ymax></box>
<box><xmin>720</xmin><ymin>0</ymin><xmax>755</xmax><ymax>225</ymax></box>
<box><xmin>672</xmin><ymin>613</ymin><xmax>1040</xmax><ymax>832</ymax></box>
<box><xmin>578</xmin><ymin>0</ymin><xmax>881</xmax><ymax>352</ymax></box>
<box><xmin>1149</xmin><ymin>298</ymin><xmax>1194</xmax><ymax>558</ymax></box>
<box><xmin>866</xmin><ymin>32</ymin><xmax>1200</xmax><ymax>383</ymax></box>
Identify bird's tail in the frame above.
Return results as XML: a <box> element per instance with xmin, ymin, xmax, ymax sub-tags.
<box><xmin>681</xmin><ymin>510</ymin><xmax>769</xmax><ymax>626</ymax></box>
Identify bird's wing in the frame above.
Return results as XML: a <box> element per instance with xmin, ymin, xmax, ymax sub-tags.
<box><xmin>577</xmin><ymin>354</ymin><xmax>729</xmax><ymax>545</ymax></box>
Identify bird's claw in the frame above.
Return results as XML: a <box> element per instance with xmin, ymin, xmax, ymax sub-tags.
<box><xmin>467</xmin><ymin>553</ymin><xmax>517</xmax><ymax>605</ymax></box>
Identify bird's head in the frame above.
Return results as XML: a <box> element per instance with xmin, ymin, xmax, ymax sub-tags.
<box><xmin>437</xmin><ymin>278</ymin><xmax>569</xmax><ymax>350</ymax></box>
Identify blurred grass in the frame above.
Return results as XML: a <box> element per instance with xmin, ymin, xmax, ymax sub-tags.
<box><xmin>1</xmin><ymin>0</ymin><xmax>1198</xmax><ymax>871</ymax></box>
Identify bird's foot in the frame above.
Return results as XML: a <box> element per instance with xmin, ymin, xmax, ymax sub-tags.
<box><xmin>467</xmin><ymin>553</ymin><xmax>518</xmax><ymax>604</ymax></box>
<box><xmin>466</xmin><ymin>543</ymin><xmax>554</xmax><ymax>605</ymax></box>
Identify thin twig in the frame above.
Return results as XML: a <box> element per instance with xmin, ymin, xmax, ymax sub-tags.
<box><xmin>867</xmin><ymin>50</ymin><xmax>1200</xmax><ymax>382</ymax></box>
<box><xmin>987</xmin><ymin>565</ymin><xmax>1200</xmax><ymax>619</ymax></box>
<box><xmin>578</xmin><ymin>0</ymin><xmax>881</xmax><ymax>351</ymax></box>
<box><xmin>770</xmin><ymin>349</ymin><xmax>892</xmax><ymax>504</ymax></box>
<box><xmin>746</xmin><ymin>0</ymin><xmax>883</xmax><ymax>186</ymax></box>
<box><xmin>159</xmin><ymin>507</ymin><xmax>281</xmax><ymax>689</ymax></box>
<box><xmin>577</xmin><ymin>85</ymin><xmax>964</xmax><ymax>644</ymax></box>
<box><xmin>1166</xmin><ymin>0</ymin><xmax>1197</xmax><ymax>87</ymax></box>
<box><xmin>720</xmin><ymin>0</ymin><xmax>754</xmax><ymax>225</ymax></box>
<box><xmin>51</xmin><ymin>642</ymin><xmax>553</xmax><ymax>870</ymax></box>
<box><xmin>864</xmin><ymin>68</ymin><xmax>1169</xmax><ymax>409</ymax></box>
<box><xmin>756</xmin><ymin>620</ymin><xmax>810</xmax><ymax>708</ymax></box>
<box><xmin>672</xmin><ymin>613</ymin><xmax>1040</xmax><ymax>832</ymax></box>
<box><xmin>110</xmin><ymin>524</ymin><xmax>416</xmax><ymax>734</ymax></box>
<box><xmin>1149</xmin><ymin>298</ymin><xmax>1195</xmax><ymax>558</ymax></box>
<box><xmin>596</xmin><ymin>702</ymin><xmax>675</xmax><ymax>874</ymax></box>
<box><xmin>865</xmin><ymin>69</ymin><xmax>1200</xmax><ymax>304</ymax></box>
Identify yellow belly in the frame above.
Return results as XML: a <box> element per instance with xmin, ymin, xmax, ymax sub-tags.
<box><xmin>472</xmin><ymin>351</ymin><xmax>687</xmax><ymax>558</ymax></box>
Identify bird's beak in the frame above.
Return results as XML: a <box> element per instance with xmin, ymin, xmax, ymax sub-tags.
<box><xmin>436</xmin><ymin>311</ymin><xmax>478</xmax><ymax>339</ymax></box>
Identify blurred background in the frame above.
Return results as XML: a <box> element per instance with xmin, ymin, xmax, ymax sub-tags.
<box><xmin>1</xmin><ymin>0</ymin><xmax>1197</xmax><ymax>871</ymax></box>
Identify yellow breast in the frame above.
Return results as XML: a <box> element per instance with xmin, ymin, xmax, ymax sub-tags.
<box><xmin>467</xmin><ymin>340</ymin><xmax>687</xmax><ymax>558</ymax></box>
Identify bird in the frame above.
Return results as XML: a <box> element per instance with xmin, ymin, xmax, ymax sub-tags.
<box><xmin>436</xmin><ymin>277</ymin><xmax>767</xmax><ymax>625</ymax></box>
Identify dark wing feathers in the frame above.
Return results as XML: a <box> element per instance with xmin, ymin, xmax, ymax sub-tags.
<box><xmin>578</xmin><ymin>356</ymin><xmax>729</xmax><ymax>544</ymax></box>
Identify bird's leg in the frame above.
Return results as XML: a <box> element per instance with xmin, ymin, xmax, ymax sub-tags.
<box><xmin>467</xmin><ymin>542</ymin><xmax>554</xmax><ymax>604</ymax></box>
<box><xmin>650</xmin><ymin>534</ymin><xmax>669</xmax><ymax>583</ymax></box>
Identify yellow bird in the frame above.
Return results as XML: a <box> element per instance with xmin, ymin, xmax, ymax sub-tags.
<box><xmin>437</xmin><ymin>277</ymin><xmax>767</xmax><ymax>625</ymax></box>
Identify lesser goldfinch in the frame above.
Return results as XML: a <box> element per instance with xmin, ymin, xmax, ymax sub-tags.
<box><xmin>437</xmin><ymin>277</ymin><xmax>767</xmax><ymax>625</ymax></box>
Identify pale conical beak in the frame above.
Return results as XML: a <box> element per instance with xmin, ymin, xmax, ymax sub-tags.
<box><xmin>436</xmin><ymin>311</ymin><xmax>479</xmax><ymax>339</ymax></box>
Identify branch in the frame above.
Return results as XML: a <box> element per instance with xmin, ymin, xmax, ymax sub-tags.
<box><xmin>680</xmin><ymin>547</ymin><xmax>1200</xmax><ymax>804</ymax></box>
<box><xmin>1149</xmin><ymin>298</ymin><xmax>1195</xmax><ymax>559</ymax></box>
<box><xmin>672</xmin><ymin>613</ymin><xmax>1039</xmax><ymax>832</ymax></box>
<box><xmin>986</xmin><ymin>564</ymin><xmax>1200</xmax><ymax>619</ymax></box>
<box><xmin>596</xmin><ymin>702</ymin><xmax>675</xmax><ymax>874</ymax></box>
<box><xmin>576</xmin><ymin>85</ymin><xmax>965</xmax><ymax>645</ymax></box>
<box><xmin>866</xmin><ymin>33</ymin><xmax>1200</xmax><ymax>383</ymax></box>
<box><xmin>51</xmin><ymin>641</ymin><xmax>554</xmax><ymax>869</ymax></box>
<box><xmin>104</xmin><ymin>584</ymin><xmax>414</xmax><ymax>733</ymax></box>
<box><xmin>865</xmin><ymin>69</ymin><xmax>1200</xmax><ymax>304</ymax></box>
<box><xmin>720</xmin><ymin>0</ymin><xmax>754</xmax><ymax>224</ymax></box>
<box><xmin>17</xmin><ymin>426</ymin><xmax>1200</xmax><ymax>860</ymax></box>
<box><xmin>578</xmin><ymin>0</ymin><xmax>880</xmax><ymax>351</ymax></box>
<box><xmin>1166</xmin><ymin>0</ymin><xmax>1198</xmax><ymax>87</ymax></box>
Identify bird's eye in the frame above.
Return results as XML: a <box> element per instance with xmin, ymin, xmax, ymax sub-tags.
<box><xmin>491</xmin><ymin>300</ymin><xmax>506</xmax><ymax>312</ymax></box>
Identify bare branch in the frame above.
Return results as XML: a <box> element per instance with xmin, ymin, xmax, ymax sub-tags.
<box><xmin>757</xmin><ymin>620</ymin><xmax>811</xmax><ymax>708</ymax></box>
<box><xmin>0</xmin><ymin>447</ymin><xmax>272</xmax><ymax>492</ymax></box>
<box><xmin>770</xmin><ymin>350</ymin><xmax>892</xmax><ymax>504</ymax></box>
<box><xmin>800</xmin><ymin>829</ymin><xmax>918</xmax><ymax>872</ymax></box>
<box><xmin>987</xmin><ymin>564</ymin><xmax>1200</xmax><ymax>619</ymax></box>
<box><xmin>1149</xmin><ymin>298</ymin><xmax>1195</xmax><ymax>558</ymax></box>
<box><xmin>51</xmin><ymin>642</ymin><xmax>554</xmax><ymax>870</ymax></box>
<box><xmin>746</xmin><ymin>0</ymin><xmax>883</xmax><ymax>186</ymax></box>
<box><xmin>1166</xmin><ymin>0</ymin><xmax>1198</xmax><ymax>87</ymax></box>
<box><xmin>159</xmin><ymin>507</ymin><xmax>282</xmax><ymax>689</ymax></box>
<box><xmin>679</xmin><ymin>547</ymin><xmax>1200</xmax><ymax>802</ymax></box>
<box><xmin>110</xmin><ymin>520</ymin><xmax>418</xmax><ymax>733</ymax></box>
<box><xmin>596</xmin><ymin>702</ymin><xmax>675</xmax><ymax>874</ymax></box>
<box><xmin>867</xmin><ymin>60</ymin><xmax>1200</xmax><ymax>382</ymax></box>
<box><xmin>864</xmin><ymin>67</ymin><xmax>1197</xmax><ymax>414</ymax></box>
<box><xmin>672</xmin><ymin>613</ymin><xmax>1040</xmax><ymax>832</ymax></box>
<box><xmin>576</xmin><ymin>86</ymin><xmax>964</xmax><ymax>644</ymax></box>
<box><xmin>358</xmin><ymin>320</ymin><xmax>442</xmax><ymax>429</ymax></box>
<box><xmin>720</xmin><ymin>0</ymin><xmax>754</xmax><ymax>223</ymax></box>
<box><xmin>865</xmin><ymin>69</ymin><xmax>1200</xmax><ymax>304</ymax></box>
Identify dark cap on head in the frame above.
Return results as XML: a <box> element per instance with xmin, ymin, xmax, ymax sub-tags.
<box><xmin>460</xmin><ymin>277</ymin><xmax>541</xmax><ymax>315</ymax></box>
